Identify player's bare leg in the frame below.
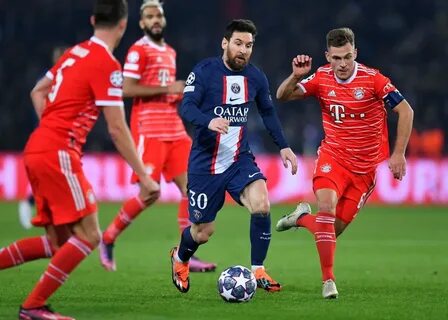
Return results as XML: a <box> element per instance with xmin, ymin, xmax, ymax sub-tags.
<box><xmin>173</xmin><ymin>174</ymin><xmax>217</xmax><ymax>273</ymax></box>
<box><xmin>241</xmin><ymin>179</ymin><xmax>281</xmax><ymax>292</ymax></box>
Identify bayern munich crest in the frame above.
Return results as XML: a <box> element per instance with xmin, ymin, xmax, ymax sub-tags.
<box><xmin>320</xmin><ymin>163</ymin><xmax>332</xmax><ymax>173</ymax></box>
<box><xmin>353</xmin><ymin>88</ymin><xmax>365</xmax><ymax>100</ymax></box>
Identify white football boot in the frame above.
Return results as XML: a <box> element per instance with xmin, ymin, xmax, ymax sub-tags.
<box><xmin>322</xmin><ymin>279</ymin><xmax>339</xmax><ymax>299</ymax></box>
<box><xmin>275</xmin><ymin>202</ymin><xmax>312</xmax><ymax>232</ymax></box>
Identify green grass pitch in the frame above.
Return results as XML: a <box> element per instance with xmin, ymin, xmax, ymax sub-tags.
<box><xmin>0</xmin><ymin>202</ymin><xmax>447</xmax><ymax>319</ymax></box>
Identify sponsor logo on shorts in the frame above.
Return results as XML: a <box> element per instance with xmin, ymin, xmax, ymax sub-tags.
<box><xmin>193</xmin><ymin>209</ymin><xmax>202</xmax><ymax>220</ymax></box>
<box><xmin>86</xmin><ymin>189</ymin><xmax>96</xmax><ymax>205</ymax></box>
<box><xmin>248</xmin><ymin>172</ymin><xmax>261</xmax><ymax>178</ymax></box>
<box><xmin>320</xmin><ymin>163</ymin><xmax>332</xmax><ymax>173</ymax></box>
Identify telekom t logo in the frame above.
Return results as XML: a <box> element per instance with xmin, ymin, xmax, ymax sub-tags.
<box><xmin>330</xmin><ymin>104</ymin><xmax>345</xmax><ymax>123</ymax></box>
<box><xmin>158</xmin><ymin>69</ymin><xmax>170</xmax><ymax>86</ymax></box>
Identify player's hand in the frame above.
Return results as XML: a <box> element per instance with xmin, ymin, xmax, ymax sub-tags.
<box><xmin>139</xmin><ymin>176</ymin><xmax>161</xmax><ymax>205</ymax></box>
<box><xmin>168</xmin><ymin>80</ymin><xmax>185</xmax><ymax>94</ymax></box>
<box><xmin>208</xmin><ymin>117</ymin><xmax>230</xmax><ymax>134</ymax></box>
<box><xmin>292</xmin><ymin>55</ymin><xmax>312</xmax><ymax>79</ymax></box>
<box><xmin>280</xmin><ymin>147</ymin><xmax>298</xmax><ymax>175</ymax></box>
<box><xmin>388</xmin><ymin>153</ymin><xmax>406</xmax><ymax>181</ymax></box>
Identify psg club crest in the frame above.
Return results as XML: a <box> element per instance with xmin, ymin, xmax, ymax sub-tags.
<box><xmin>320</xmin><ymin>163</ymin><xmax>332</xmax><ymax>173</ymax></box>
<box><xmin>231</xmin><ymin>83</ymin><xmax>241</xmax><ymax>94</ymax></box>
<box><xmin>353</xmin><ymin>88</ymin><xmax>365</xmax><ymax>100</ymax></box>
<box><xmin>193</xmin><ymin>209</ymin><xmax>202</xmax><ymax>220</ymax></box>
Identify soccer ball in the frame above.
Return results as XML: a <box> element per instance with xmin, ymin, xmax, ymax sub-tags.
<box><xmin>217</xmin><ymin>265</ymin><xmax>257</xmax><ymax>303</ymax></box>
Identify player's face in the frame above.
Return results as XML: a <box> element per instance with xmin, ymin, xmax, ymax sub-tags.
<box><xmin>222</xmin><ymin>32</ymin><xmax>254</xmax><ymax>71</ymax></box>
<box><xmin>140</xmin><ymin>6</ymin><xmax>166</xmax><ymax>42</ymax></box>
<box><xmin>326</xmin><ymin>43</ymin><xmax>357</xmax><ymax>80</ymax></box>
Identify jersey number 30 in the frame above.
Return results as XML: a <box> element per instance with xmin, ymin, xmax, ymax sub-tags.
<box><xmin>188</xmin><ymin>190</ymin><xmax>208</xmax><ymax>209</ymax></box>
<box><xmin>48</xmin><ymin>58</ymin><xmax>76</xmax><ymax>102</ymax></box>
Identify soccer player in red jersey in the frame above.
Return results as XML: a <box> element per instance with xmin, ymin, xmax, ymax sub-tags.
<box><xmin>0</xmin><ymin>1</ymin><xmax>159</xmax><ymax>319</ymax></box>
<box><xmin>100</xmin><ymin>0</ymin><xmax>216</xmax><ymax>273</ymax></box>
<box><xmin>275</xmin><ymin>27</ymin><xmax>414</xmax><ymax>298</ymax></box>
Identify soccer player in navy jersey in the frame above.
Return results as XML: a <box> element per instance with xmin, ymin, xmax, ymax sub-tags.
<box><xmin>169</xmin><ymin>19</ymin><xmax>297</xmax><ymax>293</ymax></box>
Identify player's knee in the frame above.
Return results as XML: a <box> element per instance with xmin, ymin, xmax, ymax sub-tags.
<box><xmin>251</xmin><ymin>196</ymin><xmax>270</xmax><ymax>213</ymax></box>
<box><xmin>195</xmin><ymin>230</ymin><xmax>213</xmax><ymax>244</ymax></box>
<box><xmin>317</xmin><ymin>200</ymin><xmax>336</xmax><ymax>213</ymax></box>
<box><xmin>77</xmin><ymin>229</ymin><xmax>101</xmax><ymax>248</ymax></box>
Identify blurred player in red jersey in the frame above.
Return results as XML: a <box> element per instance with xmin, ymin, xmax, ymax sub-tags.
<box><xmin>275</xmin><ymin>27</ymin><xmax>414</xmax><ymax>299</ymax></box>
<box><xmin>18</xmin><ymin>46</ymin><xmax>68</xmax><ymax>230</ymax></box>
<box><xmin>100</xmin><ymin>0</ymin><xmax>217</xmax><ymax>273</ymax></box>
<box><xmin>0</xmin><ymin>1</ymin><xmax>160</xmax><ymax>319</ymax></box>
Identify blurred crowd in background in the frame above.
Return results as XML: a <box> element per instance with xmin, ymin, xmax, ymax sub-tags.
<box><xmin>0</xmin><ymin>0</ymin><xmax>446</xmax><ymax>156</ymax></box>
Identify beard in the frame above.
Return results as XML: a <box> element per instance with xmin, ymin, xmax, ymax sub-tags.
<box><xmin>144</xmin><ymin>26</ymin><xmax>164</xmax><ymax>42</ymax></box>
<box><xmin>225</xmin><ymin>51</ymin><xmax>248</xmax><ymax>71</ymax></box>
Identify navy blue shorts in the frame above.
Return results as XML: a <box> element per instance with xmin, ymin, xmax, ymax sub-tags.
<box><xmin>187</xmin><ymin>155</ymin><xmax>266</xmax><ymax>224</ymax></box>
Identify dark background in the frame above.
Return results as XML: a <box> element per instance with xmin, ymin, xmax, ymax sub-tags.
<box><xmin>0</xmin><ymin>0</ymin><xmax>446</xmax><ymax>155</ymax></box>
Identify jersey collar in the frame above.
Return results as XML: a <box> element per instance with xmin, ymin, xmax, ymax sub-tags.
<box><xmin>334</xmin><ymin>61</ymin><xmax>358</xmax><ymax>84</ymax></box>
<box><xmin>143</xmin><ymin>36</ymin><xmax>167</xmax><ymax>51</ymax></box>
<box><xmin>90</xmin><ymin>36</ymin><xmax>110</xmax><ymax>52</ymax></box>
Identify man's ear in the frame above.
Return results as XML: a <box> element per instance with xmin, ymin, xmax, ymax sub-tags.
<box><xmin>221</xmin><ymin>37</ymin><xmax>228</xmax><ymax>50</ymax></box>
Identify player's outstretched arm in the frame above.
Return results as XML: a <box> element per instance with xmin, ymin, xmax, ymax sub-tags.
<box><xmin>280</xmin><ymin>147</ymin><xmax>298</xmax><ymax>175</ymax></box>
<box><xmin>388</xmin><ymin>100</ymin><xmax>414</xmax><ymax>181</ymax></box>
<box><xmin>30</xmin><ymin>76</ymin><xmax>53</xmax><ymax>119</ymax></box>
<box><xmin>103</xmin><ymin>105</ymin><xmax>160</xmax><ymax>202</ymax></box>
<box><xmin>122</xmin><ymin>77</ymin><xmax>185</xmax><ymax>98</ymax></box>
<box><xmin>276</xmin><ymin>55</ymin><xmax>312</xmax><ymax>101</ymax></box>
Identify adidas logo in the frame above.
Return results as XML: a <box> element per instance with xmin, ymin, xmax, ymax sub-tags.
<box><xmin>328</xmin><ymin>90</ymin><xmax>336</xmax><ymax>97</ymax></box>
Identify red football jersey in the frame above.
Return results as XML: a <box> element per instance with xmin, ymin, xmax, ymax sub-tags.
<box><xmin>25</xmin><ymin>37</ymin><xmax>124</xmax><ymax>155</ymax></box>
<box><xmin>299</xmin><ymin>62</ymin><xmax>397</xmax><ymax>174</ymax></box>
<box><xmin>123</xmin><ymin>36</ymin><xmax>187</xmax><ymax>141</ymax></box>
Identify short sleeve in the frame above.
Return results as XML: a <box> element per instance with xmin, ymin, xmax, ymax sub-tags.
<box><xmin>373</xmin><ymin>72</ymin><xmax>397</xmax><ymax>99</ymax></box>
<box><xmin>91</xmin><ymin>58</ymin><xmax>124</xmax><ymax>107</ymax></box>
<box><xmin>298</xmin><ymin>72</ymin><xmax>319</xmax><ymax>97</ymax></box>
<box><xmin>123</xmin><ymin>45</ymin><xmax>146</xmax><ymax>80</ymax></box>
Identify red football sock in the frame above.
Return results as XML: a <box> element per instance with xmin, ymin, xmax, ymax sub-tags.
<box><xmin>0</xmin><ymin>236</ymin><xmax>55</xmax><ymax>270</ymax></box>
<box><xmin>314</xmin><ymin>212</ymin><xmax>336</xmax><ymax>281</ymax></box>
<box><xmin>297</xmin><ymin>213</ymin><xmax>317</xmax><ymax>234</ymax></box>
<box><xmin>103</xmin><ymin>196</ymin><xmax>146</xmax><ymax>244</ymax></box>
<box><xmin>22</xmin><ymin>236</ymin><xmax>94</xmax><ymax>309</ymax></box>
<box><xmin>177</xmin><ymin>196</ymin><xmax>190</xmax><ymax>234</ymax></box>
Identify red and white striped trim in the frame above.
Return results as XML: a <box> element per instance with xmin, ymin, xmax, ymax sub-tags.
<box><xmin>68</xmin><ymin>237</ymin><xmax>92</xmax><ymax>257</ymax></box>
<box><xmin>44</xmin><ymin>271</ymin><xmax>65</xmax><ymax>284</ymax></box>
<box><xmin>12</xmin><ymin>242</ymin><xmax>24</xmax><ymax>264</ymax></box>
<box><xmin>7</xmin><ymin>247</ymin><xmax>18</xmax><ymax>265</ymax></box>
<box><xmin>58</xmin><ymin>150</ymin><xmax>86</xmax><ymax>211</ymax></box>
<box><xmin>41</xmin><ymin>236</ymin><xmax>53</xmax><ymax>258</ymax></box>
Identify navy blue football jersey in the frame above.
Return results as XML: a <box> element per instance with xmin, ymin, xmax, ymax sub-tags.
<box><xmin>180</xmin><ymin>57</ymin><xmax>288</xmax><ymax>174</ymax></box>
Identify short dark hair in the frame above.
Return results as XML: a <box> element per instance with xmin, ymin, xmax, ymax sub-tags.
<box><xmin>224</xmin><ymin>19</ymin><xmax>257</xmax><ymax>41</ymax></box>
<box><xmin>93</xmin><ymin>0</ymin><xmax>128</xmax><ymax>28</ymax></box>
<box><xmin>326</xmin><ymin>27</ymin><xmax>355</xmax><ymax>48</ymax></box>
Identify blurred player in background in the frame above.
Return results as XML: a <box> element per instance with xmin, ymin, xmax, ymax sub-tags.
<box><xmin>275</xmin><ymin>27</ymin><xmax>414</xmax><ymax>299</ymax></box>
<box><xmin>0</xmin><ymin>1</ymin><xmax>160</xmax><ymax>319</ymax></box>
<box><xmin>18</xmin><ymin>46</ymin><xmax>68</xmax><ymax>230</ymax></box>
<box><xmin>170</xmin><ymin>19</ymin><xmax>298</xmax><ymax>293</ymax></box>
<box><xmin>100</xmin><ymin>0</ymin><xmax>217</xmax><ymax>273</ymax></box>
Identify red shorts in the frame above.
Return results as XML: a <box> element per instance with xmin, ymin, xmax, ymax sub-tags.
<box><xmin>24</xmin><ymin>150</ymin><xmax>98</xmax><ymax>227</ymax></box>
<box><xmin>131</xmin><ymin>136</ymin><xmax>192</xmax><ymax>183</ymax></box>
<box><xmin>313</xmin><ymin>152</ymin><xmax>376</xmax><ymax>224</ymax></box>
